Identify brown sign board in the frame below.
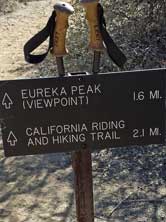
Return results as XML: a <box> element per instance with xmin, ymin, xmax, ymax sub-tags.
<box><xmin>0</xmin><ymin>69</ymin><xmax>165</xmax><ymax>157</ymax></box>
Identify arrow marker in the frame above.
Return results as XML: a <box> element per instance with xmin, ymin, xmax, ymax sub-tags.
<box><xmin>2</xmin><ymin>93</ymin><xmax>13</xmax><ymax>109</ymax></box>
<box><xmin>7</xmin><ymin>131</ymin><xmax>18</xmax><ymax>146</ymax></box>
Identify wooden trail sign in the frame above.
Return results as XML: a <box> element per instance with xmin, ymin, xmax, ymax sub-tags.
<box><xmin>0</xmin><ymin>68</ymin><xmax>165</xmax><ymax>157</ymax></box>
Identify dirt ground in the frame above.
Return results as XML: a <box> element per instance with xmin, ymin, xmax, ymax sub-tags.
<box><xmin>0</xmin><ymin>0</ymin><xmax>166</xmax><ymax>222</ymax></box>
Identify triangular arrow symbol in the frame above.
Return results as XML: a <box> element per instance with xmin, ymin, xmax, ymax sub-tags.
<box><xmin>2</xmin><ymin>93</ymin><xmax>13</xmax><ymax>109</ymax></box>
<box><xmin>7</xmin><ymin>131</ymin><xmax>18</xmax><ymax>146</ymax></box>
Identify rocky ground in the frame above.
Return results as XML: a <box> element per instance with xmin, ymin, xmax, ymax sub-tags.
<box><xmin>0</xmin><ymin>0</ymin><xmax>166</xmax><ymax>221</ymax></box>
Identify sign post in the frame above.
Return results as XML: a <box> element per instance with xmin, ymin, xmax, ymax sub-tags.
<box><xmin>0</xmin><ymin>69</ymin><xmax>165</xmax><ymax>222</ymax></box>
<box><xmin>72</xmin><ymin>149</ymin><xmax>94</xmax><ymax>222</ymax></box>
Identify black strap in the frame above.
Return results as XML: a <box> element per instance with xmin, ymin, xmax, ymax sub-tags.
<box><xmin>97</xmin><ymin>3</ymin><xmax>127</xmax><ymax>68</ymax></box>
<box><xmin>24</xmin><ymin>5</ymin><xmax>126</xmax><ymax>67</ymax></box>
<box><xmin>23</xmin><ymin>10</ymin><xmax>56</xmax><ymax>64</ymax></box>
